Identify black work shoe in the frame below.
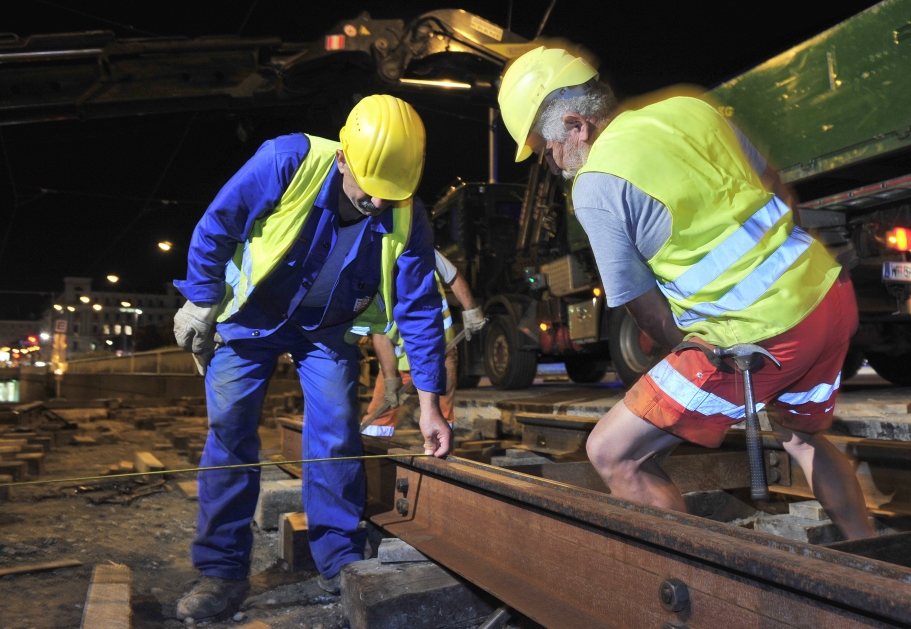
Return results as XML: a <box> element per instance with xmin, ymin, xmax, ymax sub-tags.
<box><xmin>317</xmin><ymin>573</ymin><xmax>341</xmax><ymax>595</ymax></box>
<box><xmin>176</xmin><ymin>575</ymin><xmax>248</xmax><ymax>620</ymax></box>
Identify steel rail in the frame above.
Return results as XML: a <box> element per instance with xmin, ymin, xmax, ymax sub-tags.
<box><xmin>374</xmin><ymin>454</ymin><xmax>911</xmax><ymax>629</ymax></box>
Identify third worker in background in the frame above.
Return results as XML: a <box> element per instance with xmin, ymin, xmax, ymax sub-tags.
<box><xmin>362</xmin><ymin>247</ymin><xmax>485</xmax><ymax>436</ymax></box>
<box><xmin>497</xmin><ymin>47</ymin><xmax>874</xmax><ymax>539</ymax></box>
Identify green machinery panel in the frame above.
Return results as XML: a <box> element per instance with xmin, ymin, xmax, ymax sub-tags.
<box><xmin>707</xmin><ymin>0</ymin><xmax>911</xmax><ymax>183</ymax></box>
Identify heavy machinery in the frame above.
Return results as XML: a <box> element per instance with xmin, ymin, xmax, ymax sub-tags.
<box><xmin>0</xmin><ymin>9</ymin><xmax>532</xmax><ymax>123</ymax></box>
<box><xmin>709</xmin><ymin>0</ymin><xmax>911</xmax><ymax>385</ymax></box>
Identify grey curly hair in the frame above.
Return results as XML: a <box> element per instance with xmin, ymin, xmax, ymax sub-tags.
<box><xmin>533</xmin><ymin>82</ymin><xmax>618</xmax><ymax>143</ymax></box>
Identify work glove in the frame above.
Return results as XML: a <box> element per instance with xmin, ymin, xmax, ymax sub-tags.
<box><xmin>173</xmin><ymin>301</ymin><xmax>218</xmax><ymax>355</ymax></box>
<box><xmin>461</xmin><ymin>306</ymin><xmax>487</xmax><ymax>341</ymax></box>
<box><xmin>383</xmin><ymin>376</ymin><xmax>403</xmax><ymax>408</ymax></box>
<box><xmin>191</xmin><ymin>331</ymin><xmax>225</xmax><ymax>377</ymax></box>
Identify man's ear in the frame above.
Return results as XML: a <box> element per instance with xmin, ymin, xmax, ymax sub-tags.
<box><xmin>563</xmin><ymin>112</ymin><xmax>593</xmax><ymax>143</ymax></box>
<box><xmin>336</xmin><ymin>149</ymin><xmax>348</xmax><ymax>172</ymax></box>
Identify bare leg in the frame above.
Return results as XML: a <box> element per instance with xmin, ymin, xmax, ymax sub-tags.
<box><xmin>771</xmin><ymin>419</ymin><xmax>875</xmax><ymax>540</ymax></box>
<box><xmin>586</xmin><ymin>400</ymin><xmax>687</xmax><ymax>512</ymax></box>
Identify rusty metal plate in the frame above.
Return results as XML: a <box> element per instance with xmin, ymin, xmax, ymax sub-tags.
<box><xmin>374</xmin><ymin>455</ymin><xmax>911</xmax><ymax>629</ymax></box>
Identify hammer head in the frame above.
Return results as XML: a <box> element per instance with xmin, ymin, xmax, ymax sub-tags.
<box><xmin>713</xmin><ymin>344</ymin><xmax>781</xmax><ymax>369</ymax></box>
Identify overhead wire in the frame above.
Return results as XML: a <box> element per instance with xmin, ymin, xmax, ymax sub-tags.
<box><xmin>237</xmin><ymin>0</ymin><xmax>260</xmax><ymax>36</ymax></box>
<box><xmin>85</xmin><ymin>112</ymin><xmax>198</xmax><ymax>274</ymax></box>
<box><xmin>0</xmin><ymin>128</ymin><xmax>20</xmax><ymax>269</ymax></box>
<box><xmin>535</xmin><ymin>0</ymin><xmax>559</xmax><ymax>39</ymax></box>
<box><xmin>32</xmin><ymin>0</ymin><xmax>162</xmax><ymax>37</ymax></box>
<box><xmin>18</xmin><ymin>185</ymin><xmax>205</xmax><ymax>207</ymax></box>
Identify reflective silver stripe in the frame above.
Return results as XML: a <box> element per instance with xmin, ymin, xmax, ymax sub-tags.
<box><xmin>648</xmin><ymin>360</ymin><xmax>764</xmax><ymax>419</ymax></box>
<box><xmin>777</xmin><ymin>372</ymin><xmax>841</xmax><ymax>406</ymax></box>
<box><xmin>676</xmin><ymin>227</ymin><xmax>813</xmax><ymax>327</ymax></box>
<box><xmin>362</xmin><ymin>425</ymin><xmax>395</xmax><ymax>436</ymax></box>
<box><xmin>348</xmin><ymin>325</ymin><xmax>371</xmax><ymax>337</ymax></box>
<box><xmin>443</xmin><ymin>315</ymin><xmax>453</xmax><ymax>329</ymax></box>
<box><xmin>660</xmin><ymin>197</ymin><xmax>790</xmax><ymax>301</ymax></box>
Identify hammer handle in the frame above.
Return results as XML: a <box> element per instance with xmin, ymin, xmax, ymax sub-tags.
<box><xmin>742</xmin><ymin>369</ymin><xmax>770</xmax><ymax>501</ymax></box>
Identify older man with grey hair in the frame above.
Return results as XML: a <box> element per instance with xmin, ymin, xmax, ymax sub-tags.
<box><xmin>496</xmin><ymin>47</ymin><xmax>874</xmax><ymax>540</ymax></box>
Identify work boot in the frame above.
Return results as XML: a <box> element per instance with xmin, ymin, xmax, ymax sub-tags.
<box><xmin>317</xmin><ymin>573</ymin><xmax>341</xmax><ymax>595</ymax></box>
<box><xmin>176</xmin><ymin>575</ymin><xmax>248</xmax><ymax>620</ymax></box>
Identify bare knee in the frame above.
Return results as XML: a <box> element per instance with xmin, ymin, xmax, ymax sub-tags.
<box><xmin>586</xmin><ymin>433</ymin><xmax>639</xmax><ymax>485</ymax></box>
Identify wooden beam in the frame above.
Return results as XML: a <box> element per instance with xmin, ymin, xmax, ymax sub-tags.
<box><xmin>0</xmin><ymin>559</ymin><xmax>82</xmax><ymax>577</ymax></box>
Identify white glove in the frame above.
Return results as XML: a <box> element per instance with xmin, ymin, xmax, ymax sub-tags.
<box><xmin>461</xmin><ymin>307</ymin><xmax>487</xmax><ymax>341</ymax></box>
<box><xmin>173</xmin><ymin>301</ymin><xmax>218</xmax><ymax>355</ymax></box>
<box><xmin>191</xmin><ymin>332</ymin><xmax>225</xmax><ymax>377</ymax></box>
<box><xmin>383</xmin><ymin>377</ymin><xmax>403</xmax><ymax>408</ymax></box>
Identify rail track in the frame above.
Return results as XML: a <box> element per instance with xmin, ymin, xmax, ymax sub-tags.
<box><xmin>374</xmin><ymin>452</ymin><xmax>911</xmax><ymax>629</ymax></box>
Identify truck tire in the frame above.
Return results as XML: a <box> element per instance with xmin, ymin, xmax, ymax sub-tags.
<box><xmin>841</xmin><ymin>346</ymin><xmax>865</xmax><ymax>382</ymax></box>
<box><xmin>864</xmin><ymin>351</ymin><xmax>911</xmax><ymax>386</ymax></box>
<box><xmin>483</xmin><ymin>316</ymin><xmax>537</xmax><ymax>389</ymax></box>
<box><xmin>564</xmin><ymin>356</ymin><xmax>607</xmax><ymax>384</ymax></box>
<box><xmin>608</xmin><ymin>307</ymin><xmax>662</xmax><ymax>387</ymax></box>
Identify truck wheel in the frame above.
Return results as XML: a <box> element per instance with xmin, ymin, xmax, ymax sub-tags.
<box><xmin>483</xmin><ymin>316</ymin><xmax>537</xmax><ymax>389</ymax></box>
<box><xmin>841</xmin><ymin>346</ymin><xmax>865</xmax><ymax>382</ymax></box>
<box><xmin>608</xmin><ymin>307</ymin><xmax>662</xmax><ymax>387</ymax></box>
<box><xmin>864</xmin><ymin>351</ymin><xmax>911</xmax><ymax>386</ymax></box>
<box><xmin>564</xmin><ymin>356</ymin><xmax>607</xmax><ymax>384</ymax></box>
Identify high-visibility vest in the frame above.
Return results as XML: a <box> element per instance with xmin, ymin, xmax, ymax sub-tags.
<box><xmin>393</xmin><ymin>274</ymin><xmax>455</xmax><ymax>371</ymax></box>
<box><xmin>576</xmin><ymin>97</ymin><xmax>839</xmax><ymax>347</ymax></box>
<box><xmin>214</xmin><ymin>134</ymin><xmax>413</xmax><ymax>340</ymax></box>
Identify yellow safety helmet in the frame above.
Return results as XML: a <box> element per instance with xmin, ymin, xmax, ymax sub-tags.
<box><xmin>339</xmin><ymin>94</ymin><xmax>426</xmax><ymax>201</ymax></box>
<box><xmin>498</xmin><ymin>47</ymin><xmax>598</xmax><ymax>162</ymax></box>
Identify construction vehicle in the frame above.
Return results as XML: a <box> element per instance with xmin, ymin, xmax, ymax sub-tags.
<box><xmin>4</xmin><ymin>2</ymin><xmax>910</xmax><ymax>388</ymax></box>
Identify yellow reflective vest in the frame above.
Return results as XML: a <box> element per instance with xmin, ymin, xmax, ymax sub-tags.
<box><xmin>214</xmin><ymin>134</ymin><xmax>413</xmax><ymax>341</ymax></box>
<box><xmin>393</xmin><ymin>274</ymin><xmax>454</xmax><ymax>371</ymax></box>
<box><xmin>575</xmin><ymin>97</ymin><xmax>840</xmax><ymax>347</ymax></box>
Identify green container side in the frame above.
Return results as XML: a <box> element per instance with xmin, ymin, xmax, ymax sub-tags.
<box><xmin>706</xmin><ymin>0</ymin><xmax>911</xmax><ymax>183</ymax></box>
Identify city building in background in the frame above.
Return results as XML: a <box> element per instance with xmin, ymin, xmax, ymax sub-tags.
<box><xmin>42</xmin><ymin>277</ymin><xmax>185</xmax><ymax>358</ymax></box>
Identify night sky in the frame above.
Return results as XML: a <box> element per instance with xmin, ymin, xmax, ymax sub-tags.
<box><xmin>1</xmin><ymin>0</ymin><xmax>881</xmax><ymax>319</ymax></box>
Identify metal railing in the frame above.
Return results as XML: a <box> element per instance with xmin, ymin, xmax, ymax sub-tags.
<box><xmin>66</xmin><ymin>346</ymin><xmax>196</xmax><ymax>375</ymax></box>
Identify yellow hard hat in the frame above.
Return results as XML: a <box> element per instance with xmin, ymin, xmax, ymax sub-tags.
<box><xmin>498</xmin><ymin>47</ymin><xmax>598</xmax><ymax>162</ymax></box>
<box><xmin>339</xmin><ymin>94</ymin><xmax>425</xmax><ymax>201</ymax></box>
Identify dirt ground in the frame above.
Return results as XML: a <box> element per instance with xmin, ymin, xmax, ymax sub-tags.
<box><xmin>0</xmin><ymin>404</ymin><xmax>544</xmax><ymax>629</ymax></box>
<box><xmin>0</xmin><ymin>406</ymin><xmax>362</xmax><ymax>629</ymax></box>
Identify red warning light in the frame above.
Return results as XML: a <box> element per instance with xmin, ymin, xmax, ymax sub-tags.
<box><xmin>887</xmin><ymin>227</ymin><xmax>910</xmax><ymax>252</ymax></box>
<box><xmin>27</xmin><ymin>335</ymin><xmax>38</xmax><ymax>344</ymax></box>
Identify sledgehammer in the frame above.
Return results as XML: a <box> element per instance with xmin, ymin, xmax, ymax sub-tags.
<box><xmin>713</xmin><ymin>344</ymin><xmax>780</xmax><ymax>501</ymax></box>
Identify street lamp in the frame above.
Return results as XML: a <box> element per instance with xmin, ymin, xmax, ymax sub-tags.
<box><xmin>107</xmin><ymin>275</ymin><xmax>119</xmax><ymax>283</ymax></box>
<box><xmin>158</xmin><ymin>241</ymin><xmax>172</xmax><ymax>251</ymax></box>
<box><xmin>79</xmin><ymin>295</ymin><xmax>90</xmax><ymax>304</ymax></box>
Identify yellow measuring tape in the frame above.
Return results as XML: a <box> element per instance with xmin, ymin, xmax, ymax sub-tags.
<box><xmin>0</xmin><ymin>453</ymin><xmax>432</xmax><ymax>489</ymax></box>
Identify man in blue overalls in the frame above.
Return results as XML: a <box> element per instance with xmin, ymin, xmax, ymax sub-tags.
<box><xmin>172</xmin><ymin>95</ymin><xmax>451</xmax><ymax>620</ymax></box>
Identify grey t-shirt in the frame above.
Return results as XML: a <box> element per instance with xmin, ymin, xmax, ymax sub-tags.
<box><xmin>573</xmin><ymin>124</ymin><xmax>768</xmax><ymax>307</ymax></box>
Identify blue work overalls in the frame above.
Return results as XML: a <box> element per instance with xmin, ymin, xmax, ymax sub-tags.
<box><xmin>174</xmin><ymin>134</ymin><xmax>445</xmax><ymax>579</ymax></box>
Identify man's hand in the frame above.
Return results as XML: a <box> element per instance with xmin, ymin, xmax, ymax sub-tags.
<box><xmin>416</xmin><ymin>390</ymin><xmax>452</xmax><ymax>457</ymax></box>
<box><xmin>383</xmin><ymin>376</ymin><xmax>403</xmax><ymax>407</ymax></box>
<box><xmin>461</xmin><ymin>306</ymin><xmax>487</xmax><ymax>341</ymax></box>
<box><xmin>624</xmin><ymin>287</ymin><xmax>684</xmax><ymax>351</ymax></box>
<box><xmin>173</xmin><ymin>301</ymin><xmax>218</xmax><ymax>355</ymax></box>
<box><xmin>190</xmin><ymin>332</ymin><xmax>225</xmax><ymax>376</ymax></box>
